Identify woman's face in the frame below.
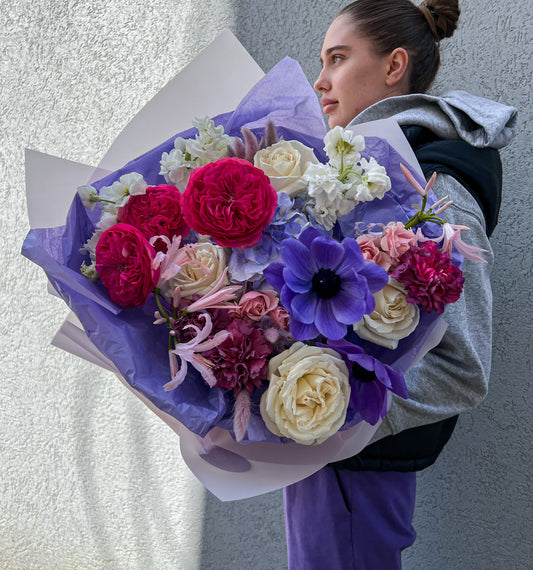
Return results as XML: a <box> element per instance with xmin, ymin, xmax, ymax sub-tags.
<box><xmin>314</xmin><ymin>15</ymin><xmax>400</xmax><ymax>128</ymax></box>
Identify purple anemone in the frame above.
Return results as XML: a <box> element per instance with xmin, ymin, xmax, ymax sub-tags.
<box><xmin>327</xmin><ymin>339</ymin><xmax>408</xmax><ymax>425</ymax></box>
<box><xmin>264</xmin><ymin>227</ymin><xmax>388</xmax><ymax>340</ymax></box>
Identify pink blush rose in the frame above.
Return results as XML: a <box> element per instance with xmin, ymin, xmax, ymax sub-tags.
<box><xmin>95</xmin><ymin>223</ymin><xmax>160</xmax><ymax>308</ymax></box>
<box><xmin>357</xmin><ymin>234</ymin><xmax>392</xmax><ymax>271</ymax></box>
<box><xmin>182</xmin><ymin>157</ymin><xmax>278</xmax><ymax>248</ymax></box>
<box><xmin>118</xmin><ymin>184</ymin><xmax>189</xmax><ymax>253</ymax></box>
<box><xmin>229</xmin><ymin>290</ymin><xmax>279</xmax><ymax>321</ymax></box>
<box><xmin>268</xmin><ymin>306</ymin><xmax>291</xmax><ymax>332</ymax></box>
<box><xmin>380</xmin><ymin>222</ymin><xmax>417</xmax><ymax>262</ymax></box>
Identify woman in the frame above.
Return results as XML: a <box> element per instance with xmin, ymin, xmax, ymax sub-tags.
<box><xmin>283</xmin><ymin>1</ymin><xmax>517</xmax><ymax>568</ymax></box>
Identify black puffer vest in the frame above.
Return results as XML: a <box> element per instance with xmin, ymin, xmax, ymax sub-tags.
<box><xmin>331</xmin><ymin>125</ymin><xmax>502</xmax><ymax>472</ymax></box>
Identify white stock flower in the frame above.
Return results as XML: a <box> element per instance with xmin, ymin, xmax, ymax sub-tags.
<box><xmin>160</xmin><ymin>117</ymin><xmax>233</xmax><ymax>190</ymax></box>
<box><xmin>162</xmin><ymin>241</ymin><xmax>228</xmax><ymax>300</ymax></box>
<box><xmin>254</xmin><ymin>140</ymin><xmax>318</xmax><ymax>197</ymax></box>
<box><xmin>99</xmin><ymin>172</ymin><xmax>147</xmax><ymax>213</ymax></box>
<box><xmin>354</xmin><ymin>157</ymin><xmax>391</xmax><ymax>202</ymax></box>
<box><xmin>260</xmin><ymin>343</ymin><xmax>350</xmax><ymax>445</ymax></box>
<box><xmin>304</xmin><ymin>163</ymin><xmax>350</xmax><ymax>230</ymax></box>
<box><xmin>77</xmin><ymin>185</ymin><xmax>99</xmax><ymax>210</ymax></box>
<box><xmin>353</xmin><ymin>278</ymin><xmax>420</xmax><ymax>349</ymax></box>
<box><xmin>324</xmin><ymin>126</ymin><xmax>365</xmax><ymax>169</ymax></box>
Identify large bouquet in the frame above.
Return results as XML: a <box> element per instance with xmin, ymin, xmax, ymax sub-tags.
<box><xmin>22</xmin><ymin>32</ymin><xmax>484</xmax><ymax>500</ymax></box>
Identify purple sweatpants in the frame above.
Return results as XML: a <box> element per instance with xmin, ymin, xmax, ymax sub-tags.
<box><xmin>283</xmin><ymin>467</ymin><xmax>417</xmax><ymax>569</ymax></box>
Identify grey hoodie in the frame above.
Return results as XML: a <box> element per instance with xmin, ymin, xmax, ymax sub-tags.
<box><xmin>348</xmin><ymin>91</ymin><xmax>518</xmax><ymax>444</ymax></box>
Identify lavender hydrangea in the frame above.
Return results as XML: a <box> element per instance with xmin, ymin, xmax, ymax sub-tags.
<box><xmin>228</xmin><ymin>192</ymin><xmax>308</xmax><ymax>283</ymax></box>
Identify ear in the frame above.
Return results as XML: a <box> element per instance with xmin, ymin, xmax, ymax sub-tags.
<box><xmin>385</xmin><ymin>48</ymin><xmax>409</xmax><ymax>88</ymax></box>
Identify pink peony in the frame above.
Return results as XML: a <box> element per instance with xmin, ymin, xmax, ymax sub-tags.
<box><xmin>391</xmin><ymin>241</ymin><xmax>464</xmax><ymax>314</ymax></box>
<box><xmin>380</xmin><ymin>222</ymin><xmax>417</xmax><ymax>263</ymax></box>
<box><xmin>229</xmin><ymin>290</ymin><xmax>279</xmax><ymax>321</ymax></box>
<box><xmin>181</xmin><ymin>157</ymin><xmax>278</xmax><ymax>248</ymax></box>
<box><xmin>95</xmin><ymin>223</ymin><xmax>160</xmax><ymax>308</ymax></box>
<box><xmin>118</xmin><ymin>184</ymin><xmax>189</xmax><ymax>253</ymax></box>
<box><xmin>202</xmin><ymin>318</ymin><xmax>272</xmax><ymax>394</ymax></box>
<box><xmin>357</xmin><ymin>234</ymin><xmax>393</xmax><ymax>271</ymax></box>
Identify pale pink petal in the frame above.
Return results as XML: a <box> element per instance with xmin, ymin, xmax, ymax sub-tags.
<box><xmin>233</xmin><ymin>389</ymin><xmax>251</xmax><ymax>442</ymax></box>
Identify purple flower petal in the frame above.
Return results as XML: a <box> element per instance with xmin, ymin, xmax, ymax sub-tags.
<box><xmin>315</xmin><ymin>298</ymin><xmax>347</xmax><ymax>340</ymax></box>
<box><xmin>310</xmin><ymin>236</ymin><xmax>344</xmax><ymax>270</ymax></box>
<box><xmin>290</xmin><ymin>318</ymin><xmax>319</xmax><ymax>341</ymax></box>
<box><xmin>329</xmin><ymin>288</ymin><xmax>366</xmax><ymax>325</ymax></box>
<box><xmin>280</xmin><ymin>239</ymin><xmax>316</xmax><ymax>280</ymax></box>
<box><xmin>336</xmin><ymin>238</ymin><xmax>364</xmax><ymax>275</ymax></box>
<box><xmin>299</xmin><ymin>226</ymin><xmax>324</xmax><ymax>249</ymax></box>
<box><xmin>360</xmin><ymin>262</ymin><xmax>389</xmax><ymax>293</ymax></box>
<box><xmin>283</xmin><ymin>268</ymin><xmax>312</xmax><ymax>294</ymax></box>
<box><xmin>291</xmin><ymin>291</ymin><xmax>318</xmax><ymax>324</ymax></box>
<box><xmin>280</xmin><ymin>284</ymin><xmax>295</xmax><ymax>309</ymax></box>
<box><xmin>263</xmin><ymin>262</ymin><xmax>284</xmax><ymax>292</ymax></box>
<box><xmin>351</xmin><ymin>380</ymin><xmax>387</xmax><ymax>425</ymax></box>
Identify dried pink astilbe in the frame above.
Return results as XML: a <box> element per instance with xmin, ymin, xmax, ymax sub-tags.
<box><xmin>233</xmin><ymin>389</ymin><xmax>251</xmax><ymax>442</ymax></box>
<box><xmin>391</xmin><ymin>241</ymin><xmax>465</xmax><ymax>314</ymax></box>
<box><xmin>227</xmin><ymin>120</ymin><xmax>279</xmax><ymax>162</ymax></box>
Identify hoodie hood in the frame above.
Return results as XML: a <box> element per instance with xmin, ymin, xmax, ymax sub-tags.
<box><xmin>349</xmin><ymin>90</ymin><xmax>518</xmax><ymax>150</ymax></box>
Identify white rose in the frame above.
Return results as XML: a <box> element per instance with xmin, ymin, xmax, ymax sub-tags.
<box><xmin>260</xmin><ymin>343</ymin><xmax>350</xmax><ymax>445</ymax></box>
<box><xmin>353</xmin><ymin>278</ymin><xmax>420</xmax><ymax>349</ymax></box>
<box><xmin>163</xmin><ymin>241</ymin><xmax>227</xmax><ymax>300</ymax></box>
<box><xmin>254</xmin><ymin>140</ymin><xmax>318</xmax><ymax>197</ymax></box>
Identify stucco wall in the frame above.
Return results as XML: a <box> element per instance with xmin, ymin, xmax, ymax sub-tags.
<box><xmin>2</xmin><ymin>1</ymin><xmax>531</xmax><ymax>568</ymax></box>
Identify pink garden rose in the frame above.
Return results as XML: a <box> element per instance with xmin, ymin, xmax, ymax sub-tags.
<box><xmin>229</xmin><ymin>290</ymin><xmax>279</xmax><ymax>321</ymax></box>
<box><xmin>380</xmin><ymin>222</ymin><xmax>417</xmax><ymax>263</ymax></box>
<box><xmin>268</xmin><ymin>306</ymin><xmax>291</xmax><ymax>332</ymax></box>
<box><xmin>95</xmin><ymin>223</ymin><xmax>160</xmax><ymax>308</ymax></box>
<box><xmin>118</xmin><ymin>184</ymin><xmax>189</xmax><ymax>252</ymax></box>
<box><xmin>357</xmin><ymin>234</ymin><xmax>393</xmax><ymax>271</ymax></box>
<box><xmin>181</xmin><ymin>157</ymin><xmax>278</xmax><ymax>248</ymax></box>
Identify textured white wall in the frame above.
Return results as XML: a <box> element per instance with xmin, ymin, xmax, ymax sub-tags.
<box><xmin>2</xmin><ymin>1</ymin><xmax>531</xmax><ymax>569</ymax></box>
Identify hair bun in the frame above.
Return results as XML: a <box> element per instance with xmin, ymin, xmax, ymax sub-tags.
<box><xmin>419</xmin><ymin>0</ymin><xmax>460</xmax><ymax>41</ymax></box>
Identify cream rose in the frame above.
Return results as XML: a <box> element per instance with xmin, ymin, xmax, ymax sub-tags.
<box><xmin>163</xmin><ymin>241</ymin><xmax>227</xmax><ymax>299</ymax></box>
<box><xmin>353</xmin><ymin>278</ymin><xmax>420</xmax><ymax>349</ymax></box>
<box><xmin>260</xmin><ymin>343</ymin><xmax>350</xmax><ymax>445</ymax></box>
<box><xmin>253</xmin><ymin>140</ymin><xmax>318</xmax><ymax>197</ymax></box>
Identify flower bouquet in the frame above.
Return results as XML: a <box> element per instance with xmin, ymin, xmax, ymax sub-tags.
<box><xmin>22</xmin><ymin>31</ymin><xmax>484</xmax><ymax>500</ymax></box>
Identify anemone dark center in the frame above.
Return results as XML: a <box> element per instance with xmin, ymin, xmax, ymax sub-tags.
<box><xmin>352</xmin><ymin>362</ymin><xmax>376</xmax><ymax>383</ymax></box>
<box><xmin>312</xmin><ymin>268</ymin><xmax>341</xmax><ymax>299</ymax></box>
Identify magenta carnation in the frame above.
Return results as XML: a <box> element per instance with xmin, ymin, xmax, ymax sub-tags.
<box><xmin>391</xmin><ymin>241</ymin><xmax>464</xmax><ymax>314</ymax></box>
<box><xmin>202</xmin><ymin>318</ymin><xmax>272</xmax><ymax>394</ymax></box>
<box><xmin>118</xmin><ymin>184</ymin><xmax>189</xmax><ymax>252</ymax></box>
<box><xmin>181</xmin><ymin>157</ymin><xmax>278</xmax><ymax>248</ymax></box>
<box><xmin>95</xmin><ymin>223</ymin><xmax>160</xmax><ymax>308</ymax></box>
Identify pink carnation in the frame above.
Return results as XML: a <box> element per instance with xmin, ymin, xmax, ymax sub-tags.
<box><xmin>391</xmin><ymin>241</ymin><xmax>464</xmax><ymax>314</ymax></box>
<box><xmin>118</xmin><ymin>184</ymin><xmax>189</xmax><ymax>253</ymax></box>
<box><xmin>95</xmin><ymin>223</ymin><xmax>160</xmax><ymax>308</ymax></box>
<box><xmin>229</xmin><ymin>290</ymin><xmax>279</xmax><ymax>321</ymax></box>
<box><xmin>202</xmin><ymin>318</ymin><xmax>272</xmax><ymax>394</ymax></box>
<box><xmin>380</xmin><ymin>222</ymin><xmax>417</xmax><ymax>263</ymax></box>
<box><xmin>357</xmin><ymin>234</ymin><xmax>393</xmax><ymax>271</ymax></box>
<box><xmin>181</xmin><ymin>157</ymin><xmax>278</xmax><ymax>248</ymax></box>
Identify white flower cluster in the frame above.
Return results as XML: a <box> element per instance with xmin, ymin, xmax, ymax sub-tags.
<box><xmin>159</xmin><ymin>116</ymin><xmax>235</xmax><ymax>191</ymax></box>
<box><xmin>304</xmin><ymin>127</ymin><xmax>391</xmax><ymax>230</ymax></box>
